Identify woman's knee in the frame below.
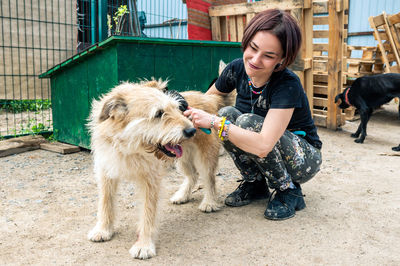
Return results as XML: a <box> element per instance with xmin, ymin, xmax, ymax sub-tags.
<box><xmin>218</xmin><ymin>106</ymin><xmax>241</xmax><ymax>123</ymax></box>
<box><xmin>236</xmin><ymin>113</ymin><xmax>264</xmax><ymax>132</ymax></box>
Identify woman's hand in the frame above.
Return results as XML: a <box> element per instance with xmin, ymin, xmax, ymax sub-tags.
<box><xmin>183</xmin><ymin>107</ymin><xmax>215</xmax><ymax>129</ymax></box>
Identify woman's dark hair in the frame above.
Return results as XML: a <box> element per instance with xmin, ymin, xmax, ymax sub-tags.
<box><xmin>241</xmin><ymin>9</ymin><xmax>302</xmax><ymax>71</ymax></box>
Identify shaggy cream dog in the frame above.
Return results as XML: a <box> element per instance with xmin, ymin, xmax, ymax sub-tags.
<box><xmin>87</xmin><ymin>78</ymin><xmax>232</xmax><ymax>259</ymax></box>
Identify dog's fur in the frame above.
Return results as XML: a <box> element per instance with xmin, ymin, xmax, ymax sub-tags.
<box><xmin>87</xmin><ymin>79</ymin><xmax>233</xmax><ymax>259</ymax></box>
<box><xmin>335</xmin><ymin>73</ymin><xmax>400</xmax><ymax>144</ymax></box>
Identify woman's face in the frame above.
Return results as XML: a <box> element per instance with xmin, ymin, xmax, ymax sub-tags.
<box><xmin>243</xmin><ymin>31</ymin><xmax>284</xmax><ymax>83</ymax></box>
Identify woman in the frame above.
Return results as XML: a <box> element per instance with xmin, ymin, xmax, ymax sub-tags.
<box><xmin>184</xmin><ymin>9</ymin><xmax>322</xmax><ymax>220</ymax></box>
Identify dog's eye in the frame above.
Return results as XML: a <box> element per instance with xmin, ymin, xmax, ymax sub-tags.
<box><xmin>155</xmin><ymin>110</ymin><xmax>164</xmax><ymax>118</ymax></box>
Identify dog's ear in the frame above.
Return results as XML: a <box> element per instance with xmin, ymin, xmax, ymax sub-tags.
<box><xmin>141</xmin><ymin>78</ymin><xmax>168</xmax><ymax>92</ymax></box>
<box><xmin>99</xmin><ymin>97</ymin><xmax>127</xmax><ymax>122</ymax></box>
<box><xmin>166</xmin><ymin>90</ymin><xmax>188</xmax><ymax>112</ymax></box>
<box><xmin>334</xmin><ymin>94</ymin><xmax>342</xmax><ymax>104</ymax></box>
<box><xmin>142</xmin><ymin>80</ymin><xmax>159</xmax><ymax>88</ymax></box>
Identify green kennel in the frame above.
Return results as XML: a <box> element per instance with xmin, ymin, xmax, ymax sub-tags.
<box><xmin>40</xmin><ymin>36</ymin><xmax>242</xmax><ymax>148</ymax></box>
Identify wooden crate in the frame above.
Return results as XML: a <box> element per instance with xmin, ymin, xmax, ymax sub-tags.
<box><xmin>369</xmin><ymin>12</ymin><xmax>400</xmax><ymax>73</ymax></box>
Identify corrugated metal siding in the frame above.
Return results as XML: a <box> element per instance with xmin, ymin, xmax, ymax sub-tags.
<box><xmin>348</xmin><ymin>0</ymin><xmax>400</xmax><ymax>46</ymax></box>
<box><xmin>137</xmin><ymin>0</ymin><xmax>188</xmax><ymax>39</ymax></box>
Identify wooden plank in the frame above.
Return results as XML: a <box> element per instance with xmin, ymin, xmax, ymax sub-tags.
<box><xmin>0</xmin><ymin>135</ymin><xmax>45</xmax><ymax>157</ymax></box>
<box><xmin>314</xmin><ymin>30</ymin><xmax>329</xmax><ymax>38</ymax></box>
<box><xmin>327</xmin><ymin>0</ymin><xmax>342</xmax><ymax>129</ymax></box>
<box><xmin>313</xmin><ymin>60</ymin><xmax>327</xmax><ymax>72</ymax></box>
<box><xmin>246</xmin><ymin>13</ymin><xmax>255</xmax><ymax>25</ymax></box>
<box><xmin>313</xmin><ymin>43</ymin><xmax>329</xmax><ymax>51</ymax></box>
<box><xmin>313</xmin><ymin>0</ymin><xmax>328</xmax><ymax>14</ymax></box>
<box><xmin>228</xmin><ymin>16</ymin><xmax>237</xmax><ymax>42</ymax></box>
<box><xmin>236</xmin><ymin>15</ymin><xmax>244</xmax><ymax>42</ymax></box>
<box><xmin>220</xmin><ymin>17</ymin><xmax>228</xmax><ymax>41</ymax></box>
<box><xmin>40</xmin><ymin>142</ymin><xmax>80</xmax><ymax>154</ymax></box>
<box><xmin>313</xmin><ymin>113</ymin><xmax>327</xmax><ymax>127</ymax></box>
<box><xmin>209</xmin><ymin>0</ymin><xmax>305</xmax><ymax>17</ymax></box>
<box><xmin>303</xmin><ymin>1</ymin><xmax>314</xmax><ymax>110</ymax></box>
<box><xmin>314</xmin><ymin>97</ymin><xmax>328</xmax><ymax>107</ymax></box>
<box><xmin>369</xmin><ymin>16</ymin><xmax>392</xmax><ymax>73</ymax></box>
<box><xmin>211</xmin><ymin>16</ymin><xmax>221</xmax><ymax>41</ymax></box>
<box><xmin>372</xmin><ymin>14</ymin><xmax>386</xmax><ymax>27</ymax></box>
<box><xmin>313</xmin><ymin>83</ymin><xmax>328</xmax><ymax>94</ymax></box>
<box><xmin>313</xmin><ymin>16</ymin><xmax>329</xmax><ymax>25</ymax></box>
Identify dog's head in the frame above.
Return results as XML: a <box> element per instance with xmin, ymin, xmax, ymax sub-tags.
<box><xmin>89</xmin><ymin>80</ymin><xmax>196</xmax><ymax>160</ymax></box>
<box><xmin>334</xmin><ymin>87</ymin><xmax>351</xmax><ymax>109</ymax></box>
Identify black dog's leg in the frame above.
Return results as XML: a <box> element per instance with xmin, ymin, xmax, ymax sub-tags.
<box><xmin>392</xmin><ymin>144</ymin><xmax>400</xmax><ymax>151</ymax></box>
<box><xmin>351</xmin><ymin>123</ymin><xmax>362</xmax><ymax>138</ymax></box>
<box><xmin>354</xmin><ymin>108</ymin><xmax>373</xmax><ymax>143</ymax></box>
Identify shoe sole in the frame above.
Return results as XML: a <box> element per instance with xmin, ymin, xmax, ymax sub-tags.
<box><xmin>225</xmin><ymin>195</ymin><xmax>269</xmax><ymax>207</ymax></box>
<box><xmin>264</xmin><ymin>204</ymin><xmax>306</xmax><ymax>221</ymax></box>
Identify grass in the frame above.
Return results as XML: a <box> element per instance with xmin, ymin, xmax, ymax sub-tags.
<box><xmin>0</xmin><ymin>99</ymin><xmax>51</xmax><ymax>113</ymax></box>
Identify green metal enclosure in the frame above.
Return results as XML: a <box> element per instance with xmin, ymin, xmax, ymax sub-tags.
<box><xmin>40</xmin><ymin>36</ymin><xmax>242</xmax><ymax>149</ymax></box>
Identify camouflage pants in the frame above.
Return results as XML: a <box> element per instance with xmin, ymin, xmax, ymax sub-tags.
<box><xmin>218</xmin><ymin>106</ymin><xmax>322</xmax><ymax>191</ymax></box>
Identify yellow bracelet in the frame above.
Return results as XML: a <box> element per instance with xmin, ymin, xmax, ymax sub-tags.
<box><xmin>218</xmin><ymin>116</ymin><xmax>226</xmax><ymax>139</ymax></box>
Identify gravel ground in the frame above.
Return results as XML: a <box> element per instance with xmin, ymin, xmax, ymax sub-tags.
<box><xmin>1</xmin><ymin>103</ymin><xmax>399</xmax><ymax>265</ymax></box>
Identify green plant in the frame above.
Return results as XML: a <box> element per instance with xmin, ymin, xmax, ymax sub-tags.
<box><xmin>0</xmin><ymin>99</ymin><xmax>51</xmax><ymax>113</ymax></box>
<box><xmin>107</xmin><ymin>5</ymin><xmax>129</xmax><ymax>35</ymax></box>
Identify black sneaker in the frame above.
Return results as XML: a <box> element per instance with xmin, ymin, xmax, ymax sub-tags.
<box><xmin>225</xmin><ymin>178</ymin><xmax>270</xmax><ymax>207</ymax></box>
<box><xmin>264</xmin><ymin>184</ymin><xmax>306</xmax><ymax>220</ymax></box>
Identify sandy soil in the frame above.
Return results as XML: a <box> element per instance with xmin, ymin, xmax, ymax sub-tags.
<box><xmin>1</xmin><ymin>103</ymin><xmax>399</xmax><ymax>265</ymax></box>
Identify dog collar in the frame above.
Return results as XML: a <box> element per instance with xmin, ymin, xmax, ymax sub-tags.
<box><xmin>344</xmin><ymin>87</ymin><xmax>351</xmax><ymax>106</ymax></box>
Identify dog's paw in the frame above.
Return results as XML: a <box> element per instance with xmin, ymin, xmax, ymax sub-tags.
<box><xmin>199</xmin><ymin>199</ymin><xmax>220</xmax><ymax>213</ymax></box>
<box><xmin>170</xmin><ymin>191</ymin><xmax>190</xmax><ymax>204</ymax></box>
<box><xmin>354</xmin><ymin>138</ymin><xmax>364</xmax><ymax>143</ymax></box>
<box><xmin>392</xmin><ymin>145</ymin><xmax>400</xmax><ymax>151</ymax></box>
<box><xmin>350</xmin><ymin>133</ymin><xmax>359</xmax><ymax>138</ymax></box>
<box><xmin>129</xmin><ymin>241</ymin><xmax>156</xmax><ymax>259</ymax></box>
<box><xmin>88</xmin><ymin>226</ymin><xmax>113</xmax><ymax>242</ymax></box>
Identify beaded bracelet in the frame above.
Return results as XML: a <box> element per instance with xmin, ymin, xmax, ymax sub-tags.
<box><xmin>210</xmin><ymin>115</ymin><xmax>216</xmax><ymax>129</ymax></box>
<box><xmin>218</xmin><ymin>116</ymin><xmax>231</xmax><ymax>141</ymax></box>
<box><xmin>220</xmin><ymin>120</ymin><xmax>231</xmax><ymax>141</ymax></box>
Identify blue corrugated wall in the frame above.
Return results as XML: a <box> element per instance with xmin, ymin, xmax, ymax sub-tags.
<box><xmin>348</xmin><ymin>0</ymin><xmax>400</xmax><ymax>46</ymax></box>
<box><xmin>137</xmin><ymin>0</ymin><xmax>188</xmax><ymax>39</ymax></box>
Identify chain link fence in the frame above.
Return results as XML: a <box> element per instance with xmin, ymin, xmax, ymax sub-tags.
<box><xmin>0</xmin><ymin>0</ymin><xmax>187</xmax><ymax>138</ymax></box>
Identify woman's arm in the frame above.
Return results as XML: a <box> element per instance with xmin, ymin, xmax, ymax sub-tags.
<box><xmin>186</xmin><ymin>107</ymin><xmax>294</xmax><ymax>158</ymax></box>
<box><xmin>205</xmin><ymin>83</ymin><xmax>228</xmax><ymax>96</ymax></box>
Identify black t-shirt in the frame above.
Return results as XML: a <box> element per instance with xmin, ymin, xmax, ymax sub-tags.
<box><xmin>215</xmin><ymin>58</ymin><xmax>322</xmax><ymax>149</ymax></box>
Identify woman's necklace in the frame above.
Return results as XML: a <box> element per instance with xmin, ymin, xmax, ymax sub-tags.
<box><xmin>248</xmin><ymin>77</ymin><xmax>268</xmax><ymax>113</ymax></box>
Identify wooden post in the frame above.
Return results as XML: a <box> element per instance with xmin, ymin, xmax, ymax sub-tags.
<box><xmin>302</xmin><ymin>3</ymin><xmax>313</xmax><ymax>113</ymax></box>
<box><xmin>327</xmin><ymin>0</ymin><xmax>343</xmax><ymax>129</ymax></box>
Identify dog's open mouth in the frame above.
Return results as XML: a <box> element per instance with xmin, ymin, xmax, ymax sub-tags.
<box><xmin>158</xmin><ymin>143</ymin><xmax>183</xmax><ymax>158</ymax></box>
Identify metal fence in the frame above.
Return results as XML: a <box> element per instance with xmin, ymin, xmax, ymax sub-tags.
<box><xmin>0</xmin><ymin>0</ymin><xmax>188</xmax><ymax>138</ymax></box>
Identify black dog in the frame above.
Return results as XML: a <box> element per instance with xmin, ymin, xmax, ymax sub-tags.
<box><xmin>335</xmin><ymin>73</ymin><xmax>400</xmax><ymax>145</ymax></box>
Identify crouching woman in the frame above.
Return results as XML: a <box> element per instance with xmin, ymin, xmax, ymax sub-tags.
<box><xmin>185</xmin><ymin>9</ymin><xmax>322</xmax><ymax>220</ymax></box>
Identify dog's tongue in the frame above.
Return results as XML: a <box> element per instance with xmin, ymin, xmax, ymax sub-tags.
<box><xmin>165</xmin><ymin>144</ymin><xmax>183</xmax><ymax>158</ymax></box>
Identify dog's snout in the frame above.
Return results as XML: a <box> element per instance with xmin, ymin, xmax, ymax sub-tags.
<box><xmin>183</xmin><ymin>127</ymin><xmax>196</xmax><ymax>138</ymax></box>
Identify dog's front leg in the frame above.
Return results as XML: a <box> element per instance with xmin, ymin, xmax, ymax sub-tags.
<box><xmin>88</xmin><ymin>173</ymin><xmax>118</xmax><ymax>242</ymax></box>
<box><xmin>129</xmin><ymin>176</ymin><xmax>160</xmax><ymax>259</ymax></box>
<box><xmin>351</xmin><ymin>122</ymin><xmax>362</xmax><ymax>139</ymax></box>
<box><xmin>354</xmin><ymin>108</ymin><xmax>372</xmax><ymax>143</ymax></box>
<box><xmin>198</xmin><ymin>160</ymin><xmax>220</xmax><ymax>213</ymax></box>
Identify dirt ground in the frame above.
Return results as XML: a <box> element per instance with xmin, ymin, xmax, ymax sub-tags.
<box><xmin>1</xmin><ymin>103</ymin><xmax>399</xmax><ymax>265</ymax></box>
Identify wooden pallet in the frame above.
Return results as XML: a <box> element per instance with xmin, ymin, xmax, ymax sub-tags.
<box><xmin>311</xmin><ymin>0</ymin><xmax>348</xmax><ymax>129</ymax></box>
<box><xmin>369</xmin><ymin>12</ymin><xmax>400</xmax><ymax>73</ymax></box>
